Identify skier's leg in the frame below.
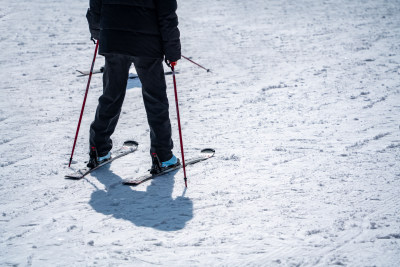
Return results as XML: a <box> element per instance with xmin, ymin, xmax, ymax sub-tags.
<box><xmin>132</xmin><ymin>57</ymin><xmax>173</xmax><ymax>162</ymax></box>
<box><xmin>89</xmin><ymin>53</ymin><xmax>131</xmax><ymax>156</ymax></box>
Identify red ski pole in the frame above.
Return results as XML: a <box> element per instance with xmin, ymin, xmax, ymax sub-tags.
<box><xmin>68</xmin><ymin>41</ymin><xmax>99</xmax><ymax>167</ymax></box>
<box><xmin>170</xmin><ymin>62</ymin><xmax>188</xmax><ymax>187</ymax></box>
<box><xmin>182</xmin><ymin>55</ymin><xmax>211</xmax><ymax>72</ymax></box>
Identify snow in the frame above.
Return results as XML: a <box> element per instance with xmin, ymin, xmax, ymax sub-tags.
<box><xmin>1</xmin><ymin>0</ymin><xmax>400</xmax><ymax>266</ymax></box>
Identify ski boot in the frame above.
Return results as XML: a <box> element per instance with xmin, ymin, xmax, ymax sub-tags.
<box><xmin>87</xmin><ymin>146</ymin><xmax>111</xmax><ymax>168</ymax></box>
<box><xmin>150</xmin><ymin>153</ymin><xmax>180</xmax><ymax>174</ymax></box>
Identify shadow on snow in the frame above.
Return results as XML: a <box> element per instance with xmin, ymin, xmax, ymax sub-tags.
<box><xmin>88</xmin><ymin>165</ymin><xmax>193</xmax><ymax>232</ymax></box>
<box><xmin>126</xmin><ymin>74</ymin><xmax>141</xmax><ymax>90</ymax></box>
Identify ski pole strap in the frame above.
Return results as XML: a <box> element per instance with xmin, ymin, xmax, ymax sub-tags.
<box><xmin>165</xmin><ymin>58</ymin><xmax>171</xmax><ymax>68</ymax></box>
<box><xmin>165</xmin><ymin>58</ymin><xmax>177</xmax><ymax>69</ymax></box>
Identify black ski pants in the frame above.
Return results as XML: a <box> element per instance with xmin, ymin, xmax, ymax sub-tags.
<box><xmin>89</xmin><ymin>54</ymin><xmax>173</xmax><ymax>162</ymax></box>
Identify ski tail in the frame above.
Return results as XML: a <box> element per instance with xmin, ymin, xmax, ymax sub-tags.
<box><xmin>65</xmin><ymin>140</ymin><xmax>138</xmax><ymax>179</ymax></box>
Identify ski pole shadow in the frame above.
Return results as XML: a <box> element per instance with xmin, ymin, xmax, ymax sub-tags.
<box><xmin>88</xmin><ymin>165</ymin><xmax>193</xmax><ymax>231</ymax></box>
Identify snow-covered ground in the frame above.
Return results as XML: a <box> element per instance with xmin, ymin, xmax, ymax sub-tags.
<box><xmin>1</xmin><ymin>0</ymin><xmax>400</xmax><ymax>266</ymax></box>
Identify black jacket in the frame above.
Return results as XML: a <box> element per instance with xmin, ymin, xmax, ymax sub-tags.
<box><xmin>87</xmin><ymin>0</ymin><xmax>181</xmax><ymax>62</ymax></box>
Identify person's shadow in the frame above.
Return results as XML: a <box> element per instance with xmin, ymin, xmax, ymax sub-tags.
<box><xmin>126</xmin><ymin>73</ymin><xmax>141</xmax><ymax>90</ymax></box>
<box><xmin>88</xmin><ymin>165</ymin><xmax>193</xmax><ymax>231</ymax></box>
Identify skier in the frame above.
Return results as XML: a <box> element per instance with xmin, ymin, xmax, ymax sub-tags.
<box><xmin>85</xmin><ymin>0</ymin><xmax>181</xmax><ymax>174</ymax></box>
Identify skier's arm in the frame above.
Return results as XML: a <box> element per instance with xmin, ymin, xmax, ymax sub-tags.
<box><xmin>89</xmin><ymin>0</ymin><xmax>102</xmax><ymax>15</ymax></box>
<box><xmin>154</xmin><ymin>0</ymin><xmax>181</xmax><ymax>62</ymax></box>
<box><xmin>86</xmin><ymin>0</ymin><xmax>102</xmax><ymax>40</ymax></box>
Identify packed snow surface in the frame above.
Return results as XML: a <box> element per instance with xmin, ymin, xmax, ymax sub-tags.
<box><xmin>1</xmin><ymin>0</ymin><xmax>400</xmax><ymax>266</ymax></box>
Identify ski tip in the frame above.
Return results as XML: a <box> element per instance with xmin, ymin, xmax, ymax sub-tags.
<box><xmin>123</xmin><ymin>140</ymin><xmax>139</xmax><ymax>147</ymax></box>
<box><xmin>200</xmin><ymin>148</ymin><xmax>215</xmax><ymax>157</ymax></box>
<box><xmin>65</xmin><ymin>175</ymin><xmax>83</xmax><ymax>180</ymax></box>
<box><xmin>122</xmin><ymin>180</ymin><xmax>140</xmax><ymax>186</ymax></box>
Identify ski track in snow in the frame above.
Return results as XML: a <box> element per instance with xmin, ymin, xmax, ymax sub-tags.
<box><xmin>1</xmin><ymin>0</ymin><xmax>400</xmax><ymax>266</ymax></box>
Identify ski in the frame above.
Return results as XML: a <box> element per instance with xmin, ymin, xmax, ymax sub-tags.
<box><xmin>76</xmin><ymin>66</ymin><xmax>104</xmax><ymax>76</ymax></box>
<box><xmin>122</xmin><ymin>148</ymin><xmax>215</xmax><ymax>186</ymax></box>
<box><xmin>65</xmin><ymin>140</ymin><xmax>139</xmax><ymax>180</ymax></box>
<box><xmin>76</xmin><ymin>68</ymin><xmax>177</xmax><ymax>77</ymax></box>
